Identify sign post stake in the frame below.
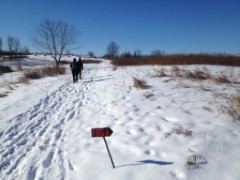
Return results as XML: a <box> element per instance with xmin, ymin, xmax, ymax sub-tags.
<box><xmin>91</xmin><ymin>127</ymin><xmax>115</xmax><ymax>169</ymax></box>
<box><xmin>103</xmin><ymin>136</ymin><xmax>115</xmax><ymax>168</ymax></box>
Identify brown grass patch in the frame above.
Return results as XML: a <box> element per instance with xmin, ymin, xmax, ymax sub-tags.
<box><xmin>111</xmin><ymin>53</ymin><xmax>240</xmax><ymax>67</ymax></box>
<box><xmin>82</xmin><ymin>60</ymin><xmax>102</xmax><ymax>64</ymax></box>
<box><xmin>152</xmin><ymin>68</ymin><xmax>168</xmax><ymax>78</ymax></box>
<box><xmin>133</xmin><ymin>77</ymin><xmax>147</xmax><ymax>89</ymax></box>
<box><xmin>152</xmin><ymin>66</ymin><xmax>234</xmax><ymax>85</ymax></box>
<box><xmin>183</xmin><ymin>70</ymin><xmax>211</xmax><ymax>80</ymax></box>
<box><xmin>60</xmin><ymin>59</ymin><xmax>102</xmax><ymax>65</ymax></box>
<box><xmin>22</xmin><ymin>65</ymin><xmax>66</xmax><ymax>81</ymax></box>
<box><xmin>165</xmin><ymin>128</ymin><xmax>193</xmax><ymax>138</ymax></box>
<box><xmin>212</xmin><ymin>74</ymin><xmax>231</xmax><ymax>84</ymax></box>
<box><xmin>24</xmin><ymin>70</ymin><xmax>43</xmax><ymax>79</ymax></box>
<box><xmin>227</xmin><ymin>96</ymin><xmax>240</xmax><ymax>121</ymax></box>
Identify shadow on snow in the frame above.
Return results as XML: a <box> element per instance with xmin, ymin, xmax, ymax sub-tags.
<box><xmin>117</xmin><ymin>159</ymin><xmax>174</xmax><ymax>168</ymax></box>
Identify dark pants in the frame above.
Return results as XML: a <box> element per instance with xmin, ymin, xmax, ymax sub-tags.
<box><xmin>79</xmin><ymin>70</ymin><xmax>82</xmax><ymax>79</ymax></box>
<box><xmin>72</xmin><ymin>70</ymin><xmax>78</xmax><ymax>83</ymax></box>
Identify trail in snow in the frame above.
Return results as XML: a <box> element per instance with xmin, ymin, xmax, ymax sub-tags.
<box><xmin>0</xmin><ymin>67</ymin><xmax>93</xmax><ymax>180</ymax></box>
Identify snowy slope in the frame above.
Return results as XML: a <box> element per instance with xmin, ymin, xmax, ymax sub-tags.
<box><xmin>0</xmin><ymin>58</ymin><xmax>240</xmax><ymax>180</ymax></box>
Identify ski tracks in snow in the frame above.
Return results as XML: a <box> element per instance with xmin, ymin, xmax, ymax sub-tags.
<box><xmin>0</xmin><ymin>71</ymin><xmax>91</xmax><ymax>179</ymax></box>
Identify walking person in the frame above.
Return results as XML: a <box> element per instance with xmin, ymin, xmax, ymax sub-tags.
<box><xmin>70</xmin><ymin>58</ymin><xmax>78</xmax><ymax>83</ymax></box>
<box><xmin>78</xmin><ymin>57</ymin><xmax>84</xmax><ymax>79</ymax></box>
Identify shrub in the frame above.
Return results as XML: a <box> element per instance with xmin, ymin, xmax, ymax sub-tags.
<box><xmin>0</xmin><ymin>65</ymin><xmax>13</xmax><ymax>74</ymax></box>
<box><xmin>133</xmin><ymin>77</ymin><xmax>147</xmax><ymax>89</ymax></box>
<box><xmin>152</xmin><ymin>68</ymin><xmax>167</xmax><ymax>78</ymax></box>
<box><xmin>183</xmin><ymin>70</ymin><xmax>211</xmax><ymax>80</ymax></box>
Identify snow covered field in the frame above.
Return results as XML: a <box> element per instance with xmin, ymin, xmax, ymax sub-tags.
<box><xmin>0</xmin><ymin>56</ymin><xmax>240</xmax><ymax>180</ymax></box>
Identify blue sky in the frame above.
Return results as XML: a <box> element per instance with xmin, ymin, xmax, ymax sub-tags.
<box><xmin>0</xmin><ymin>0</ymin><xmax>239</xmax><ymax>56</ymax></box>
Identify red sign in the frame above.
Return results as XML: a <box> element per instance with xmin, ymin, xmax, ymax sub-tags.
<box><xmin>91</xmin><ymin>127</ymin><xmax>113</xmax><ymax>137</ymax></box>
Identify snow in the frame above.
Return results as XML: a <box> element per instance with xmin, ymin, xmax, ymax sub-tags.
<box><xmin>0</xmin><ymin>56</ymin><xmax>240</xmax><ymax>180</ymax></box>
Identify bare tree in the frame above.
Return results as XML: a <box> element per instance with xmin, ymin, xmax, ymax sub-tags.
<box><xmin>106</xmin><ymin>41</ymin><xmax>119</xmax><ymax>58</ymax></box>
<box><xmin>13</xmin><ymin>38</ymin><xmax>21</xmax><ymax>53</ymax></box>
<box><xmin>8</xmin><ymin>36</ymin><xmax>21</xmax><ymax>53</ymax></box>
<box><xmin>88</xmin><ymin>51</ymin><xmax>96</xmax><ymax>58</ymax></box>
<box><xmin>21</xmin><ymin>46</ymin><xmax>30</xmax><ymax>54</ymax></box>
<box><xmin>134</xmin><ymin>49</ymin><xmax>142</xmax><ymax>57</ymax></box>
<box><xmin>151</xmin><ymin>49</ymin><xmax>165</xmax><ymax>56</ymax></box>
<box><xmin>7</xmin><ymin>36</ymin><xmax>14</xmax><ymax>52</ymax></box>
<box><xmin>32</xmin><ymin>19</ymin><xmax>80</xmax><ymax>67</ymax></box>
<box><xmin>121</xmin><ymin>51</ymin><xmax>132</xmax><ymax>58</ymax></box>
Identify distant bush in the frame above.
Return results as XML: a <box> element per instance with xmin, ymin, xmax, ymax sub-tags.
<box><xmin>0</xmin><ymin>65</ymin><xmax>14</xmax><ymax>74</ymax></box>
<box><xmin>111</xmin><ymin>53</ymin><xmax>240</xmax><ymax>67</ymax></box>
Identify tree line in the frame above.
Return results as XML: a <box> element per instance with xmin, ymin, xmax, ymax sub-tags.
<box><xmin>0</xmin><ymin>18</ymin><xmax>166</xmax><ymax>67</ymax></box>
<box><xmin>0</xmin><ymin>36</ymin><xmax>30</xmax><ymax>55</ymax></box>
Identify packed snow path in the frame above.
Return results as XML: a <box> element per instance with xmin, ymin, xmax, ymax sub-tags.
<box><xmin>0</xmin><ymin>71</ymin><xmax>93</xmax><ymax>179</ymax></box>
<box><xmin>0</xmin><ymin>60</ymin><xmax>240</xmax><ymax>180</ymax></box>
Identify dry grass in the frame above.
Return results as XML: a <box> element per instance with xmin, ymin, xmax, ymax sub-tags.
<box><xmin>227</xmin><ymin>96</ymin><xmax>240</xmax><ymax>121</ymax></box>
<box><xmin>0</xmin><ymin>65</ymin><xmax>14</xmax><ymax>74</ymax></box>
<box><xmin>111</xmin><ymin>53</ymin><xmax>240</xmax><ymax>67</ymax></box>
<box><xmin>82</xmin><ymin>60</ymin><xmax>102</xmax><ymax>64</ymax></box>
<box><xmin>165</xmin><ymin>128</ymin><xmax>193</xmax><ymax>138</ymax></box>
<box><xmin>20</xmin><ymin>65</ymin><xmax>66</xmax><ymax>82</ymax></box>
<box><xmin>183</xmin><ymin>70</ymin><xmax>211</xmax><ymax>80</ymax></box>
<box><xmin>152</xmin><ymin>68</ymin><xmax>167</xmax><ymax>78</ymax></box>
<box><xmin>60</xmin><ymin>59</ymin><xmax>102</xmax><ymax>65</ymax></box>
<box><xmin>174</xmin><ymin>128</ymin><xmax>193</xmax><ymax>136</ymax></box>
<box><xmin>133</xmin><ymin>77</ymin><xmax>147</xmax><ymax>89</ymax></box>
<box><xmin>185</xmin><ymin>154</ymin><xmax>206</xmax><ymax>169</ymax></box>
<box><xmin>212</xmin><ymin>74</ymin><xmax>231</xmax><ymax>84</ymax></box>
<box><xmin>152</xmin><ymin>66</ymin><xmax>233</xmax><ymax>85</ymax></box>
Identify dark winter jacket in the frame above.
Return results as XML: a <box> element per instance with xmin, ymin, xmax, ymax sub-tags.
<box><xmin>77</xmin><ymin>60</ymin><xmax>83</xmax><ymax>72</ymax></box>
<box><xmin>70</xmin><ymin>60</ymin><xmax>78</xmax><ymax>74</ymax></box>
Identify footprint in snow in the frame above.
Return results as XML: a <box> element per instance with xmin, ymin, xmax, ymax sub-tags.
<box><xmin>43</xmin><ymin>151</ymin><xmax>54</xmax><ymax>168</ymax></box>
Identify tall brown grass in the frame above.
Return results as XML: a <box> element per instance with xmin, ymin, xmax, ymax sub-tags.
<box><xmin>21</xmin><ymin>65</ymin><xmax>66</xmax><ymax>82</ymax></box>
<box><xmin>112</xmin><ymin>54</ymin><xmax>240</xmax><ymax>66</ymax></box>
